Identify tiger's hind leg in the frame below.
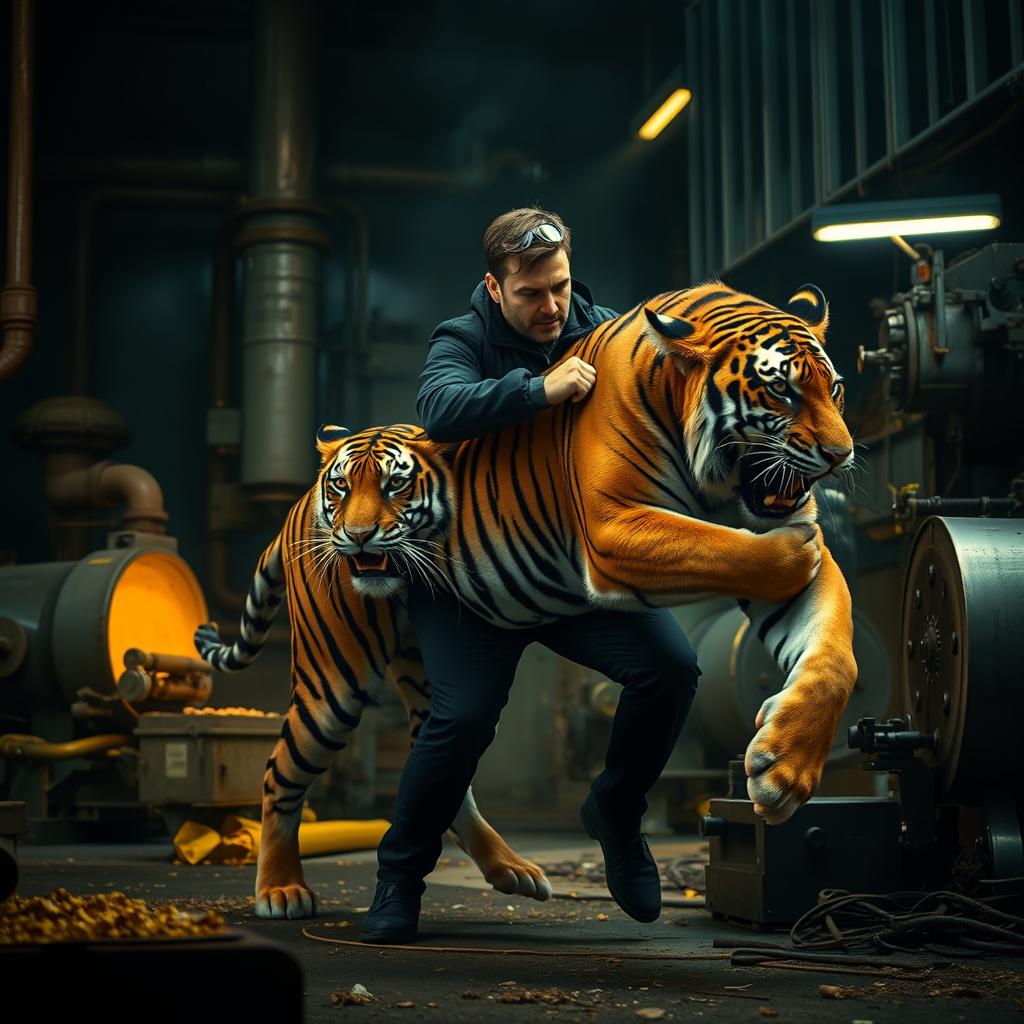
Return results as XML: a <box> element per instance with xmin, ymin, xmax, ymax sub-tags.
<box><xmin>256</xmin><ymin>684</ymin><xmax>369</xmax><ymax>919</ymax></box>
<box><xmin>385</xmin><ymin>645</ymin><xmax>553</xmax><ymax>902</ymax></box>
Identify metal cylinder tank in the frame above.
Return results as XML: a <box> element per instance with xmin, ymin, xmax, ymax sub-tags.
<box><xmin>0</xmin><ymin>546</ymin><xmax>208</xmax><ymax>716</ymax></box>
<box><xmin>238</xmin><ymin>0</ymin><xmax>325</xmax><ymax>501</ymax></box>
<box><xmin>684</xmin><ymin>602</ymin><xmax>890</xmax><ymax>764</ymax></box>
<box><xmin>900</xmin><ymin>516</ymin><xmax>1024</xmax><ymax>799</ymax></box>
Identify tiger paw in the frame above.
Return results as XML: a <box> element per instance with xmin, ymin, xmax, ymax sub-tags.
<box><xmin>483</xmin><ymin>854</ymin><xmax>554</xmax><ymax>902</ymax></box>
<box><xmin>254</xmin><ymin>881</ymin><xmax>318</xmax><ymax>919</ymax></box>
<box><xmin>743</xmin><ymin>691</ymin><xmax>833</xmax><ymax>825</ymax></box>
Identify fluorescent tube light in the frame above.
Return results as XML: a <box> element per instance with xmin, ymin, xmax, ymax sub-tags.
<box><xmin>812</xmin><ymin>195</ymin><xmax>1001</xmax><ymax>242</ymax></box>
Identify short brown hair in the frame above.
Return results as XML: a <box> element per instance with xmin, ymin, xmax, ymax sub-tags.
<box><xmin>483</xmin><ymin>207</ymin><xmax>573</xmax><ymax>284</ymax></box>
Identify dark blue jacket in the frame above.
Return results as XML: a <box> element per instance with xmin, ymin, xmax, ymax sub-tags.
<box><xmin>416</xmin><ymin>279</ymin><xmax>618</xmax><ymax>442</ymax></box>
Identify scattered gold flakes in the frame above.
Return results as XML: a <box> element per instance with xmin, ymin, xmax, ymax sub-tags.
<box><xmin>183</xmin><ymin>706</ymin><xmax>280</xmax><ymax>717</ymax></box>
<box><xmin>0</xmin><ymin>888</ymin><xmax>225</xmax><ymax>945</ymax></box>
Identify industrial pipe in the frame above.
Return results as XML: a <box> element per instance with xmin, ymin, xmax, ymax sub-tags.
<box><xmin>237</xmin><ymin>0</ymin><xmax>323</xmax><ymax>502</ymax></box>
<box><xmin>44</xmin><ymin>460</ymin><xmax>169</xmax><ymax>535</ymax></box>
<box><xmin>0</xmin><ymin>733</ymin><xmax>134</xmax><ymax>761</ymax></box>
<box><xmin>0</xmin><ymin>0</ymin><xmax>37</xmax><ymax>383</ymax></box>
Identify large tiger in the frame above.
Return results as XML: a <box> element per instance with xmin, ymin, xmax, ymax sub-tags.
<box><xmin>198</xmin><ymin>280</ymin><xmax>856</xmax><ymax>919</ymax></box>
<box><xmin>195</xmin><ymin>423</ymin><xmax>553</xmax><ymax>918</ymax></box>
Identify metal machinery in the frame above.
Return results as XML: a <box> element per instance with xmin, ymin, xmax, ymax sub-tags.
<box><xmin>0</xmin><ymin>533</ymin><xmax>215</xmax><ymax>834</ymax></box>
<box><xmin>701</xmin><ymin>242</ymin><xmax>1024</xmax><ymax>926</ymax></box>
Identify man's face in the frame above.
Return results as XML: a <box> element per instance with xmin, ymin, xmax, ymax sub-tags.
<box><xmin>485</xmin><ymin>249</ymin><xmax>571</xmax><ymax>344</ymax></box>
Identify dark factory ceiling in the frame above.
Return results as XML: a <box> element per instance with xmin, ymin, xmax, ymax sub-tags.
<box><xmin>35</xmin><ymin>0</ymin><xmax>682</xmax><ymax>174</ymax></box>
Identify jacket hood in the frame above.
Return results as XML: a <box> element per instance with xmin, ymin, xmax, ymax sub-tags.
<box><xmin>468</xmin><ymin>278</ymin><xmax>597</xmax><ymax>352</ymax></box>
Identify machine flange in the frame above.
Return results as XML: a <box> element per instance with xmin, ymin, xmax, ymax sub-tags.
<box><xmin>900</xmin><ymin>516</ymin><xmax>1024</xmax><ymax>799</ymax></box>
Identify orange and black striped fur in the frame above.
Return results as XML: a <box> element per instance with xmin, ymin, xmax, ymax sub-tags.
<box><xmin>198</xmin><ymin>281</ymin><xmax>857</xmax><ymax>916</ymax></box>
<box><xmin>422</xmin><ymin>281</ymin><xmax>857</xmax><ymax>824</ymax></box>
<box><xmin>195</xmin><ymin>424</ymin><xmax>552</xmax><ymax>919</ymax></box>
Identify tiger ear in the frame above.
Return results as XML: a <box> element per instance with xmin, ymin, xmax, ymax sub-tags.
<box><xmin>315</xmin><ymin>423</ymin><xmax>351</xmax><ymax>465</ymax></box>
<box><xmin>786</xmin><ymin>284</ymin><xmax>829</xmax><ymax>341</ymax></box>
<box><xmin>643</xmin><ymin>306</ymin><xmax>706</xmax><ymax>363</ymax></box>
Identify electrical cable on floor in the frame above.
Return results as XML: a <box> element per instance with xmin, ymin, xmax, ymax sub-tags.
<box><xmin>715</xmin><ymin>886</ymin><xmax>1024</xmax><ymax>970</ymax></box>
<box><xmin>303</xmin><ymin>929</ymin><xmax>939</xmax><ymax>981</ymax></box>
<box><xmin>302</xmin><ymin>928</ymin><xmax>731</xmax><ymax>961</ymax></box>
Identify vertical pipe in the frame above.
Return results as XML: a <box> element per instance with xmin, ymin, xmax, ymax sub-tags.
<box><xmin>962</xmin><ymin>0</ymin><xmax>988</xmax><ymax>100</ymax></box>
<box><xmin>717</xmin><ymin>0</ymin><xmax>735</xmax><ymax>268</ymax></box>
<box><xmin>815</xmin><ymin>0</ymin><xmax>840</xmax><ymax>198</ymax></box>
<box><xmin>924</xmin><ymin>0</ymin><xmax>940</xmax><ymax>124</ymax></box>
<box><xmin>851</xmin><ymin>0</ymin><xmax>869</xmax><ymax>175</ymax></box>
<box><xmin>882</xmin><ymin>0</ymin><xmax>910</xmax><ymax>155</ymax></box>
<box><xmin>685</xmin><ymin>4</ymin><xmax>703</xmax><ymax>280</ymax></box>
<box><xmin>0</xmin><ymin>0</ymin><xmax>37</xmax><ymax>383</ymax></box>
<box><xmin>240</xmin><ymin>0</ymin><xmax>323</xmax><ymax>500</ymax></box>
<box><xmin>1011</xmin><ymin>0</ymin><xmax>1023</xmax><ymax>68</ymax></box>
<box><xmin>810</xmin><ymin>2</ymin><xmax>823</xmax><ymax>202</ymax></box>
<box><xmin>761</xmin><ymin>0</ymin><xmax>782</xmax><ymax>238</ymax></box>
<box><xmin>701</xmin><ymin>0</ymin><xmax>716</xmax><ymax>275</ymax></box>
<box><xmin>739</xmin><ymin>9</ymin><xmax>754</xmax><ymax>252</ymax></box>
<box><xmin>786</xmin><ymin>0</ymin><xmax>802</xmax><ymax>218</ymax></box>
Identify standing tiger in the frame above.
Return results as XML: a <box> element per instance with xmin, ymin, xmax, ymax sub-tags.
<box><xmin>197</xmin><ymin>280</ymin><xmax>855</xmax><ymax>920</ymax></box>
<box><xmin>196</xmin><ymin>423</ymin><xmax>553</xmax><ymax>919</ymax></box>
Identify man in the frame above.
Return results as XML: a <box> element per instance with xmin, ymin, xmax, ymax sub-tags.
<box><xmin>362</xmin><ymin>208</ymin><xmax>700</xmax><ymax>943</ymax></box>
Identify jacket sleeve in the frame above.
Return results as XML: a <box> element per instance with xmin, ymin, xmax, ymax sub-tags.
<box><xmin>416</xmin><ymin>329</ymin><xmax>549</xmax><ymax>443</ymax></box>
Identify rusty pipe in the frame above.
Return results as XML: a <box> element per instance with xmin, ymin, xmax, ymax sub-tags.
<box><xmin>44</xmin><ymin>460</ymin><xmax>169</xmax><ymax>535</ymax></box>
<box><xmin>0</xmin><ymin>0</ymin><xmax>37</xmax><ymax>383</ymax></box>
<box><xmin>0</xmin><ymin>733</ymin><xmax>135</xmax><ymax>761</ymax></box>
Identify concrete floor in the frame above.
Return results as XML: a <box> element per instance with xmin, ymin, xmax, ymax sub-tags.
<box><xmin>8</xmin><ymin>833</ymin><xmax>1024</xmax><ymax>1023</ymax></box>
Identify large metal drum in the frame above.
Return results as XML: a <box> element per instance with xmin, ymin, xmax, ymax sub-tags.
<box><xmin>900</xmin><ymin>516</ymin><xmax>1024</xmax><ymax>799</ymax></box>
<box><xmin>0</xmin><ymin>545</ymin><xmax>208</xmax><ymax>716</ymax></box>
<box><xmin>683</xmin><ymin>601</ymin><xmax>891</xmax><ymax>764</ymax></box>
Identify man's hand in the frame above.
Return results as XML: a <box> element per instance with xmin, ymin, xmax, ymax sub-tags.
<box><xmin>543</xmin><ymin>357</ymin><xmax>596</xmax><ymax>405</ymax></box>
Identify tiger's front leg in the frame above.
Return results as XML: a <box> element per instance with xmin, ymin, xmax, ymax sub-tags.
<box><xmin>256</xmin><ymin>694</ymin><xmax>363</xmax><ymax>919</ymax></box>
<box><xmin>584</xmin><ymin>506</ymin><xmax>822</xmax><ymax>606</ymax></box>
<box><xmin>741</xmin><ymin>545</ymin><xmax>857</xmax><ymax>823</ymax></box>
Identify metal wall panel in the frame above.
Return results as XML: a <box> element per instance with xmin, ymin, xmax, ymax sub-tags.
<box><xmin>685</xmin><ymin>0</ymin><xmax>1024</xmax><ymax>278</ymax></box>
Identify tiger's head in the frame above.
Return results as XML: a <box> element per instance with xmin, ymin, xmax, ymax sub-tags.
<box><xmin>644</xmin><ymin>283</ymin><xmax>852</xmax><ymax>524</ymax></box>
<box><xmin>314</xmin><ymin>424</ymin><xmax>452</xmax><ymax>597</ymax></box>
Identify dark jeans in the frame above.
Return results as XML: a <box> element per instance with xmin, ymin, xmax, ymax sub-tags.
<box><xmin>376</xmin><ymin>587</ymin><xmax>701</xmax><ymax>884</ymax></box>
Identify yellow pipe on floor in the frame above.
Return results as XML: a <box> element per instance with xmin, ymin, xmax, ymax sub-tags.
<box><xmin>297</xmin><ymin>819</ymin><xmax>390</xmax><ymax>857</ymax></box>
<box><xmin>0</xmin><ymin>733</ymin><xmax>135</xmax><ymax>760</ymax></box>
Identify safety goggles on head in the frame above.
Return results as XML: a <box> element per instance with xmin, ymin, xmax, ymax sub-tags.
<box><xmin>506</xmin><ymin>221</ymin><xmax>565</xmax><ymax>253</ymax></box>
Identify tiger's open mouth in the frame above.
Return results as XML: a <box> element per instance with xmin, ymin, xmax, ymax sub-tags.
<box><xmin>347</xmin><ymin>552</ymin><xmax>395</xmax><ymax>578</ymax></box>
<box><xmin>739</xmin><ymin>449</ymin><xmax>811</xmax><ymax>519</ymax></box>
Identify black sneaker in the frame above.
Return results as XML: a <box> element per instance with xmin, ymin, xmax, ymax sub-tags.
<box><xmin>360</xmin><ymin>880</ymin><xmax>424</xmax><ymax>944</ymax></box>
<box><xmin>580</xmin><ymin>792</ymin><xmax>661</xmax><ymax>923</ymax></box>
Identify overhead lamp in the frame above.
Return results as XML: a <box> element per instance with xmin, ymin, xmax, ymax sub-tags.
<box><xmin>812</xmin><ymin>195</ymin><xmax>1001</xmax><ymax>257</ymax></box>
<box><xmin>632</xmin><ymin>66</ymin><xmax>691</xmax><ymax>141</ymax></box>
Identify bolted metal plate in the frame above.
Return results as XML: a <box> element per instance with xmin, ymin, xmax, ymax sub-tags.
<box><xmin>900</xmin><ymin>517</ymin><xmax>1024</xmax><ymax>798</ymax></box>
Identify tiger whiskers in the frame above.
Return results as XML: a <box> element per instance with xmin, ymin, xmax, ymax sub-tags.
<box><xmin>400</xmin><ymin>535</ymin><xmax>474</xmax><ymax>575</ymax></box>
<box><xmin>391</xmin><ymin>540</ymin><xmax>453</xmax><ymax>598</ymax></box>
